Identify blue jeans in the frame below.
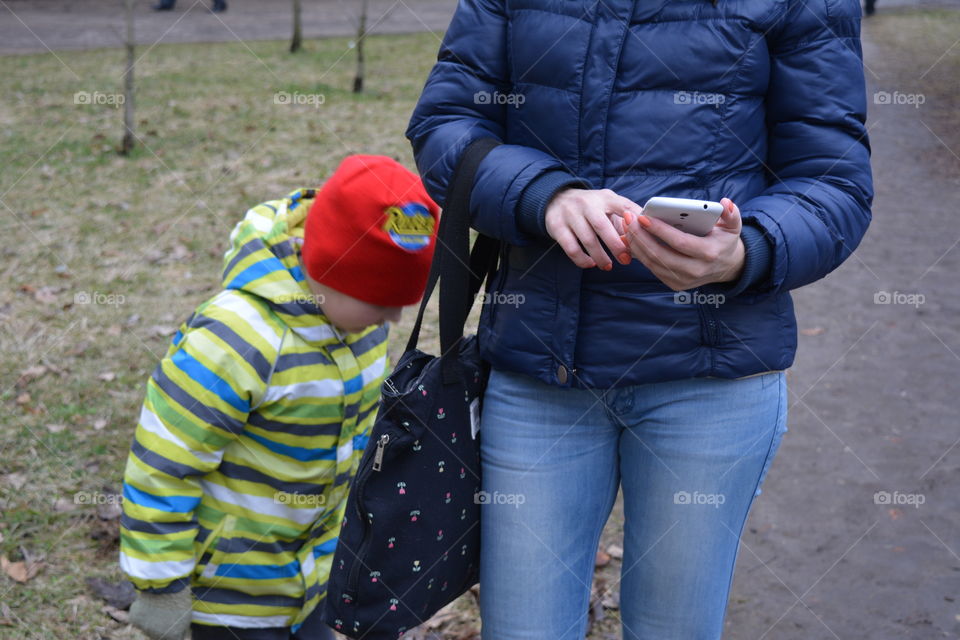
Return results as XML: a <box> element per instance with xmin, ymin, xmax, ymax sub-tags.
<box><xmin>478</xmin><ymin>368</ymin><xmax>788</xmax><ymax>640</ymax></box>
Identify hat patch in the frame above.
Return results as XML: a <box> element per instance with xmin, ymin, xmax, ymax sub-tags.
<box><xmin>382</xmin><ymin>202</ymin><xmax>434</xmax><ymax>251</ymax></box>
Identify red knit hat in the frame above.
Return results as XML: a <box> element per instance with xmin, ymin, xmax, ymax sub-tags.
<box><xmin>302</xmin><ymin>155</ymin><xmax>440</xmax><ymax>307</ymax></box>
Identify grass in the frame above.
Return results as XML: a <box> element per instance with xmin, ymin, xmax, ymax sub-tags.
<box><xmin>0</xmin><ymin>31</ymin><xmax>462</xmax><ymax>640</ymax></box>
<box><xmin>1</xmin><ymin>6</ymin><xmax>958</xmax><ymax>639</ymax></box>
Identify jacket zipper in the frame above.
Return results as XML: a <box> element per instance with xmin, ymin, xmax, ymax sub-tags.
<box><xmin>698</xmin><ymin>295</ymin><xmax>721</xmax><ymax>346</ymax></box>
<box><xmin>344</xmin><ymin>433</ymin><xmax>392</xmax><ymax>604</ymax></box>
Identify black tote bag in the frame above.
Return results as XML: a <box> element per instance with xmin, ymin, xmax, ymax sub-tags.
<box><xmin>323</xmin><ymin>138</ymin><xmax>501</xmax><ymax>639</ymax></box>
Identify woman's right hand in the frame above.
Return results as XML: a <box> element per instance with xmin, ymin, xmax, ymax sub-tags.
<box><xmin>544</xmin><ymin>188</ymin><xmax>642</xmax><ymax>270</ymax></box>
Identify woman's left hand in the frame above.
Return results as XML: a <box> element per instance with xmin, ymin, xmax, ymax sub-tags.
<box><xmin>623</xmin><ymin>197</ymin><xmax>746</xmax><ymax>291</ymax></box>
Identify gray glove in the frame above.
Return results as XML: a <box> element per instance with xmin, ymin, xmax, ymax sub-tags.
<box><xmin>128</xmin><ymin>588</ymin><xmax>192</xmax><ymax>640</ymax></box>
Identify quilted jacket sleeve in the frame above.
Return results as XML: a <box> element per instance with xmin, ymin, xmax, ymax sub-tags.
<box><xmin>119</xmin><ymin>321</ymin><xmax>267</xmax><ymax>593</ymax></box>
<box><xmin>405</xmin><ymin>0</ymin><xmax>584</xmax><ymax>246</ymax></box>
<box><xmin>735</xmin><ymin>0</ymin><xmax>873</xmax><ymax>296</ymax></box>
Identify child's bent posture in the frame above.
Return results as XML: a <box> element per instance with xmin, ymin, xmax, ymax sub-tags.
<box><xmin>119</xmin><ymin>156</ymin><xmax>439</xmax><ymax>640</ymax></box>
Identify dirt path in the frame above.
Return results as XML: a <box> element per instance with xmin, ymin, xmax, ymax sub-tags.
<box><xmin>721</xmin><ymin>16</ymin><xmax>960</xmax><ymax>640</ymax></box>
<box><xmin>3</xmin><ymin>0</ymin><xmax>960</xmax><ymax>56</ymax></box>
<box><xmin>0</xmin><ymin>0</ymin><xmax>456</xmax><ymax>55</ymax></box>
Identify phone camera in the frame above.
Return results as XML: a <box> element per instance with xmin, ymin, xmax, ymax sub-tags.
<box><xmin>702</xmin><ymin>203</ymin><xmax>708</xmax><ymax>209</ymax></box>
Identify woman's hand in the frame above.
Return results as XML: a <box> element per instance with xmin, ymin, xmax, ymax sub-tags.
<box><xmin>544</xmin><ymin>188</ymin><xmax>643</xmax><ymax>270</ymax></box>
<box><xmin>623</xmin><ymin>197</ymin><xmax>745</xmax><ymax>291</ymax></box>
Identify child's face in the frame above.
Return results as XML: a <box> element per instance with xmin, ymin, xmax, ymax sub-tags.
<box><xmin>305</xmin><ymin>274</ymin><xmax>405</xmax><ymax>334</ymax></box>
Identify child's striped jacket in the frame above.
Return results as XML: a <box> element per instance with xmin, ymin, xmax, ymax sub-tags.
<box><xmin>120</xmin><ymin>189</ymin><xmax>388</xmax><ymax>629</ymax></box>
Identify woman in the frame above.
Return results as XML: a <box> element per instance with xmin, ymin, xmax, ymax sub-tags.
<box><xmin>406</xmin><ymin>0</ymin><xmax>872</xmax><ymax>638</ymax></box>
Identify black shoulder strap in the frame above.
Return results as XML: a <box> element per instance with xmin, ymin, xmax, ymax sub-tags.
<box><xmin>405</xmin><ymin>138</ymin><xmax>502</xmax><ymax>379</ymax></box>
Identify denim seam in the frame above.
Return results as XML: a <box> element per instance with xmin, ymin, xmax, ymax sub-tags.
<box><xmin>719</xmin><ymin>375</ymin><xmax>786</xmax><ymax>606</ymax></box>
<box><xmin>570</xmin><ymin>447</ymin><xmax>620</xmax><ymax>640</ymax></box>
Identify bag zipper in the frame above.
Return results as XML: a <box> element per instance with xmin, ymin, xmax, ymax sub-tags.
<box><xmin>372</xmin><ymin>433</ymin><xmax>390</xmax><ymax>472</ymax></box>
<box><xmin>344</xmin><ymin>432</ymin><xmax>393</xmax><ymax>604</ymax></box>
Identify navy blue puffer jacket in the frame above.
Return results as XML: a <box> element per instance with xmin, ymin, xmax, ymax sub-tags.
<box><xmin>406</xmin><ymin>0</ymin><xmax>873</xmax><ymax>389</ymax></box>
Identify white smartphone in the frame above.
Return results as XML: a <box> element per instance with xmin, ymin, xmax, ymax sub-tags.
<box><xmin>641</xmin><ymin>197</ymin><xmax>723</xmax><ymax>236</ymax></box>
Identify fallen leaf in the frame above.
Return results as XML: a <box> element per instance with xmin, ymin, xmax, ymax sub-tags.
<box><xmin>97</xmin><ymin>372</ymin><xmax>116</xmax><ymax>382</ymax></box>
<box><xmin>33</xmin><ymin>287</ymin><xmax>59</xmax><ymax>304</ymax></box>
<box><xmin>606</xmin><ymin>543</ymin><xmax>623</xmax><ymax>560</ymax></box>
<box><xmin>16</xmin><ymin>365</ymin><xmax>48</xmax><ymax>387</ymax></box>
<box><xmin>595</xmin><ymin>549</ymin><xmax>611</xmax><ymax>568</ymax></box>
<box><xmin>1</xmin><ymin>555</ymin><xmax>44</xmax><ymax>583</ymax></box>
<box><xmin>800</xmin><ymin>327</ymin><xmax>826</xmax><ymax>336</ymax></box>
<box><xmin>106</xmin><ymin>325</ymin><xmax>122</xmax><ymax>337</ymax></box>
<box><xmin>15</xmin><ymin>392</ymin><xmax>31</xmax><ymax>405</ymax></box>
<box><xmin>147</xmin><ymin>325</ymin><xmax>176</xmax><ymax>338</ymax></box>
<box><xmin>92</xmin><ymin>418</ymin><xmax>108</xmax><ymax>431</ymax></box>
<box><xmin>0</xmin><ymin>601</ymin><xmax>12</xmax><ymax>626</ymax></box>
<box><xmin>102</xmin><ymin>605</ymin><xmax>129</xmax><ymax>623</ymax></box>
<box><xmin>65</xmin><ymin>595</ymin><xmax>90</xmax><ymax>623</ymax></box>
<box><xmin>46</xmin><ymin>423</ymin><xmax>67</xmax><ymax>433</ymax></box>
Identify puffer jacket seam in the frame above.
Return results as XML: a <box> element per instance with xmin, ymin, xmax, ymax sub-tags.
<box><xmin>432</xmin><ymin>58</ymin><xmax>503</xmax><ymax>92</ymax></box>
<box><xmin>772</xmin><ymin>32</ymin><xmax>862</xmax><ymax>58</ymax></box>
<box><xmin>514</xmin><ymin>80</ymin><xmax>577</xmax><ymax>94</ymax></box>
<box><xmin>574</xmin><ymin>3</ymin><xmax>598</xmax><ymax>177</ymax></box>
<box><xmin>598</xmin><ymin>12</ymin><xmax>633</xmax><ymax>187</ymax></box>
<box><xmin>511</xmin><ymin>6</ymin><xmax>590</xmax><ymax>21</ymax></box>
<box><xmin>606</xmin><ymin>166</ymin><xmax>764</xmax><ymax>178</ymax></box>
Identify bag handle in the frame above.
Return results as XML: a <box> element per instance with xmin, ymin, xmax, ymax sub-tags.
<box><xmin>405</xmin><ymin>138</ymin><xmax>502</xmax><ymax>377</ymax></box>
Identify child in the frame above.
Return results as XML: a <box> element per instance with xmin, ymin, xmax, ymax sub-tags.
<box><xmin>119</xmin><ymin>155</ymin><xmax>439</xmax><ymax>640</ymax></box>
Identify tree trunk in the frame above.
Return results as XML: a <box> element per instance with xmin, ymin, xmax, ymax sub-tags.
<box><xmin>352</xmin><ymin>0</ymin><xmax>367</xmax><ymax>93</ymax></box>
<box><xmin>290</xmin><ymin>0</ymin><xmax>302</xmax><ymax>53</ymax></box>
<box><xmin>120</xmin><ymin>0</ymin><xmax>136</xmax><ymax>155</ymax></box>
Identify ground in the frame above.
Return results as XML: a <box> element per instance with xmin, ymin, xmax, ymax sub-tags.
<box><xmin>0</xmin><ymin>2</ymin><xmax>958</xmax><ymax>639</ymax></box>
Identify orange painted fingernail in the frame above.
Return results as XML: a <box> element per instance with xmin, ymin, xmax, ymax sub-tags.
<box><xmin>620</xmin><ymin>234</ymin><xmax>628</xmax><ymax>244</ymax></box>
<box><xmin>624</xmin><ymin>211</ymin><xmax>633</xmax><ymax>226</ymax></box>
<box><xmin>637</xmin><ymin>215</ymin><xmax>652</xmax><ymax>228</ymax></box>
<box><xmin>618</xmin><ymin>252</ymin><xmax>631</xmax><ymax>265</ymax></box>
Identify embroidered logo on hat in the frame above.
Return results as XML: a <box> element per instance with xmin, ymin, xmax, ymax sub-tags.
<box><xmin>382</xmin><ymin>202</ymin><xmax>435</xmax><ymax>251</ymax></box>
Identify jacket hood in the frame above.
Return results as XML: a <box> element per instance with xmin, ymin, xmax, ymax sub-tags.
<box><xmin>222</xmin><ymin>188</ymin><xmax>343</xmax><ymax>346</ymax></box>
